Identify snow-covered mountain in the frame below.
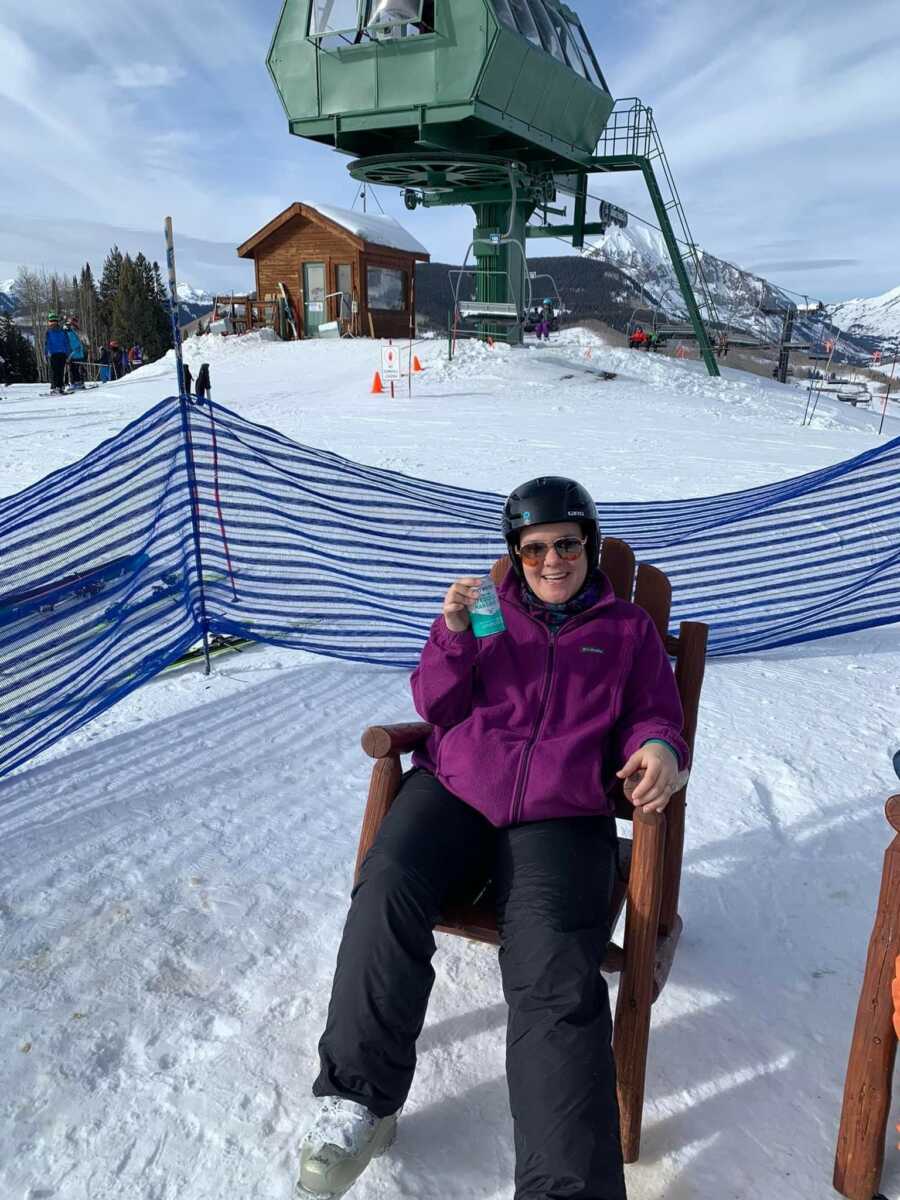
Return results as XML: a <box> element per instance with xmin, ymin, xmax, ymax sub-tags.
<box><xmin>176</xmin><ymin>282</ymin><xmax>214</xmax><ymax>305</ymax></box>
<box><xmin>828</xmin><ymin>286</ymin><xmax>900</xmax><ymax>347</ymax></box>
<box><xmin>584</xmin><ymin>225</ymin><xmax>884</xmax><ymax>361</ymax></box>
<box><xmin>0</xmin><ymin>278</ymin><xmax>17</xmax><ymax>315</ymax></box>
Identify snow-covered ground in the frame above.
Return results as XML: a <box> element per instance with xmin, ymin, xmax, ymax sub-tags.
<box><xmin>1</xmin><ymin>330</ymin><xmax>898</xmax><ymax>1200</ymax></box>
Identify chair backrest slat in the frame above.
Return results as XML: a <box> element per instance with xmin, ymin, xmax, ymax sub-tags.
<box><xmin>633</xmin><ymin>563</ymin><xmax>672</xmax><ymax>642</ymax></box>
<box><xmin>490</xmin><ymin>554</ymin><xmax>511</xmax><ymax>585</ymax></box>
<box><xmin>600</xmin><ymin>537</ymin><xmax>636</xmax><ymax>601</ymax></box>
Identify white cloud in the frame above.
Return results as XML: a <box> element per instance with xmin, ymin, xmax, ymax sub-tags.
<box><xmin>112</xmin><ymin>64</ymin><xmax>184</xmax><ymax>89</ymax></box>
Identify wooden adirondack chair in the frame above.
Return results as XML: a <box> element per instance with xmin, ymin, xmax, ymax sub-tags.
<box><xmin>355</xmin><ymin>536</ymin><xmax>708</xmax><ymax>1162</ymax></box>
<box><xmin>834</xmin><ymin>792</ymin><xmax>900</xmax><ymax>1200</ymax></box>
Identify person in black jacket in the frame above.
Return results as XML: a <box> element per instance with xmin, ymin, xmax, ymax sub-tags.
<box><xmin>109</xmin><ymin>340</ymin><xmax>125</xmax><ymax>380</ymax></box>
<box><xmin>194</xmin><ymin>363</ymin><xmax>210</xmax><ymax>401</ymax></box>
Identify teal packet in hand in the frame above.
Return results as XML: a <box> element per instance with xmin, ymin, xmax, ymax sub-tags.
<box><xmin>469</xmin><ymin>577</ymin><xmax>506</xmax><ymax>638</ymax></box>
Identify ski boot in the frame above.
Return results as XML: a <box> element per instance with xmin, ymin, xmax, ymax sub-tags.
<box><xmin>296</xmin><ymin>1097</ymin><xmax>398</xmax><ymax>1197</ymax></box>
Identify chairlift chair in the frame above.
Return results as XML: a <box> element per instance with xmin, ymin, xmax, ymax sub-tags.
<box><xmin>449</xmin><ymin>238</ymin><xmax>532</xmax><ymax>345</ymax></box>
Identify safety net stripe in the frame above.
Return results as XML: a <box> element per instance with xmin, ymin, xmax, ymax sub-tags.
<box><xmin>1</xmin><ymin>395</ymin><xmax>898</xmax><ymax>780</ymax></box>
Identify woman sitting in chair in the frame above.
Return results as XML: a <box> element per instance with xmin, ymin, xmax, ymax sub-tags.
<box><xmin>298</xmin><ymin>476</ymin><xmax>689</xmax><ymax>1200</ymax></box>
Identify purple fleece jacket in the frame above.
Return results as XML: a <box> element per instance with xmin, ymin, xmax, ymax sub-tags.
<box><xmin>411</xmin><ymin>569</ymin><xmax>689</xmax><ymax>827</ymax></box>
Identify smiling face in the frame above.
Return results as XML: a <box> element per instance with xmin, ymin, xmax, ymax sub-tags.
<box><xmin>518</xmin><ymin>521</ymin><xmax>589</xmax><ymax>604</ymax></box>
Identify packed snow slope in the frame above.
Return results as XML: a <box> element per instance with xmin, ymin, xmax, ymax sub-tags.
<box><xmin>1</xmin><ymin>331</ymin><xmax>898</xmax><ymax>1200</ymax></box>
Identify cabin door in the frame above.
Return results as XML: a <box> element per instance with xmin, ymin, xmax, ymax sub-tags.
<box><xmin>302</xmin><ymin>262</ymin><xmax>326</xmax><ymax>337</ymax></box>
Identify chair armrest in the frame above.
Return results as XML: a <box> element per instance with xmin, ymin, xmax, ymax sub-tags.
<box><xmin>361</xmin><ymin>722</ymin><xmax>434</xmax><ymax>759</ymax></box>
<box><xmin>622</xmin><ymin>767</ymin><xmax>690</xmax><ymax>806</ymax></box>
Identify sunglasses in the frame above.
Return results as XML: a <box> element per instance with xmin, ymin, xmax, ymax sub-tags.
<box><xmin>516</xmin><ymin>536</ymin><xmax>587</xmax><ymax>565</ymax></box>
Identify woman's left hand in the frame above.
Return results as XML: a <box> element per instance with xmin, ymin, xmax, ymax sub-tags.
<box><xmin>616</xmin><ymin>743</ymin><xmax>680</xmax><ymax>814</ymax></box>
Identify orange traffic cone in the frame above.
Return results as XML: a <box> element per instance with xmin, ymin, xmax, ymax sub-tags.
<box><xmin>412</xmin><ymin>355</ymin><xmax>423</xmax><ymax>373</ymax></box>
<box><xmin>371</xmin><ymin>371</ymin><xmax>385</xmax><ymax>394</ymax></box>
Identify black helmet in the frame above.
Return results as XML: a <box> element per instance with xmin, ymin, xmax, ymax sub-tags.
<box><xmin>502</xmin><ymin>476</ymin><xmax>600</xmax><ymax>577</ymax></box>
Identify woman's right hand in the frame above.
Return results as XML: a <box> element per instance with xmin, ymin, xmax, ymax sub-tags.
<box><xmin>442</xmin><ymin>577</ymin><xmax>483</xmax><ymax>633</ymax></box>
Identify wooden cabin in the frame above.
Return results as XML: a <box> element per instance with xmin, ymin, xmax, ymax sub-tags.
<box><xmin>237</xmin><ymin>202</ymin><xmax>430</xmax><ymax>339</ymax></box>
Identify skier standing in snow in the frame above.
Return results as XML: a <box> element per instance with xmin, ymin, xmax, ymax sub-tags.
<box><xmin>298</xmin><ymin>476</ymin><xmax>688</xmax><ymax>1200</ymax></box>
<box><xmin>108</xmin><ymin>340</ymin><xmax>125</xmax><ymax>380</ymax></box>
<box><xmin>44</xmin><ymin>313</ymin><xmax>71</xmax><ymax>394</ymax></box>
<box><xmin>65</xmin><ymin>316</ymin><xmax>87</xmax><ymax>390</ymax></box>
<box><xmin>194</xmin><ymin>363</ymin><xmax>210</xmax><ymax>401</ymax></box>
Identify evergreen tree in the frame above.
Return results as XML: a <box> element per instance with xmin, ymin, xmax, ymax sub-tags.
<box><xmin>110</xmin><ymin>255</ymin><xmax>144</xmax><ymax>349</ymax></box>
<box><xmin>78</xmin><ymin>263</ymin><xmax>101</xmax><ymax>360</ymax></box>
<box><xmin>148</xmin><ymin>261</ymin><xmax>173</xmax><ymax>359</ymax></box>
<box><xmin>0</xmin><ymin>313</ymin><xmax>38</xmax><ymax>382</ymax></box>
<box><xmin>98</xmin><ymin>245</ymin><xmax>124</xmax><ymax>341</ymax></box>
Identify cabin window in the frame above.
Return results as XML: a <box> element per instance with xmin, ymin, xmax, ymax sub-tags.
<box><xmin>501</xmin><ymin>0</ymin><xmax>541</xmax><ymax>47</ymax></box>
<box><xmin>549</xmin><ymin>9</ymin><xmax>587</xmax><ymax>77</ymax></box>
<box><xmin>309</xmin><ymin>0</ymin><xmax>361</xmax><ymax>39</ymax></box>
<box><xmin>524</xmin><ymin>0</ymin><xmax>566</xmax><ymax>65</ymax></box>
<box><xmin>367</xmin><ymin>266</ymin><xmax>406</xmax><ymax>311</ymax></box>
<box><xmin>364</xmin><ymin>0</ymin><xmax>434</xmax><ymax>37</ymax></box>
<box><xmin>574</xmin><ymin>24</ymin><xmax>607</xmax><ymax>90</ymax></box>
<box><xmin>309</xmin><ymin>0</ymin><xmax>435</xmax><ymax>44</ymax></box>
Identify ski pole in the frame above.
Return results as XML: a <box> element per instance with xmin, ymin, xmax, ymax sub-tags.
<box><xmin>878</xmin><ymin>353</ymin><xmax>897</xmax><ymax>437</ymax></box>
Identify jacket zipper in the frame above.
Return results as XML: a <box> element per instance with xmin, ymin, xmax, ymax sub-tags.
<box><xmin>510</xmin><ymin>627</ymin><xmax>556</xmax><ymax>824</ymax></box>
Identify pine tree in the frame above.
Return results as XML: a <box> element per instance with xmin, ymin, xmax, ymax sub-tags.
<box><xmin>78</xmin><ymin>263</ymin><xmax>101</xmax><ymax>361</ymax></box>
<box><xmin>110</xmin><ymin>255</ymin><xmax>144</xmax><ymax>350</ymax></box>
<box><xmin>98</xmin><ymin>245</ymin><xmax>124</xmax><ymax>342</ymax></box>
<box><xmin>0</xmin><ymin>313</ymin><xmax>38</xmax><ymax>383</ymax></box>
<box><xmin>148</xmin><ymin>261</ymin><xmax>173</xmax><ymax>360</ymax></box>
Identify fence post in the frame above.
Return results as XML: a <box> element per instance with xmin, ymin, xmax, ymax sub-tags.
<box><xmin>165</xmin><ymin>217</ymin><xmax>212</xmax><ymax>675</ymax></box>
<box><xmin>834</xmin><ymin>795</ymin><xmax>900</xmax><ymax>1199</ymax></box>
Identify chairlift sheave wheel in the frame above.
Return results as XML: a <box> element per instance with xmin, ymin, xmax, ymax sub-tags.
<box><xmin>348</xmin><ymin>152</ymin><xmax>531</xmax><ymax>195</ymax></box>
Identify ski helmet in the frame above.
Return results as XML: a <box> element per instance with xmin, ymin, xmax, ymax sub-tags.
<box><xmin>48</xmin><ymin>311</ymin><xmax>59</xmax><ymax>322</ymax></box>
<box><xmin>502</xmin><ymin>477</ymin><xmax>600</xmax><ymax>578</ymax></box>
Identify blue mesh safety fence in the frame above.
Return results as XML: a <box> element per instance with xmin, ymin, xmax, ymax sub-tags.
<box><xmin>2</xmin><ymin>394</ymin><xmax>899</xmax><ymax>781</ymax></box>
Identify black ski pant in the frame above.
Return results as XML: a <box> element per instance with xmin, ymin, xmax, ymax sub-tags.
<box><xmin>49</xmin><ymin>353</ymin><xmax>68</xmax><ymax>391</ymax></box>
<box><xmin>313</xmin><ymin>768</ymin><xmax>626</xmax><ymax>1200</ymax></box>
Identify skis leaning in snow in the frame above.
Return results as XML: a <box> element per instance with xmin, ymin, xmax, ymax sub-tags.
<box><xmin>163</xmin><ymin>635</ymin><xmax>253</xmax><ymax>673</ymax></box>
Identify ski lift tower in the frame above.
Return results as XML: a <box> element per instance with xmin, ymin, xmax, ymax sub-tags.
<box><xmin>268</xmin><ymin>0</ymin><xmax>721</xmax><ymax>374</ymax></box>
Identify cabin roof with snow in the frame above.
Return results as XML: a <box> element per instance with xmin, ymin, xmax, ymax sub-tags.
<box><xmin>237</xmin><ymin>202</ymin><xmax>430</xmax><ymax>261</ymax></box>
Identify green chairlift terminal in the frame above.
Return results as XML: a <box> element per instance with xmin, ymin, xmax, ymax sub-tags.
<box><xmin>268</xmin><ymin>0</ymin><xmax>722</xmax><ymax>376</ymax></box>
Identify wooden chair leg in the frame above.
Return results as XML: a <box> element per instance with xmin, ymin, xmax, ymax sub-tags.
<box><xmin>353</xmin><ymin>753</ymin><xmax>401</xmax><ymax>886</ymax></box>
<box><xmin>834</xmin><ymin>796</ymin><xmax>900</xmax><ymax>1200</ymax></box>
<box><xmin>613</xmin><ymin>809</ymin><xmax>666</xmax><ymax>1163</ymax></box>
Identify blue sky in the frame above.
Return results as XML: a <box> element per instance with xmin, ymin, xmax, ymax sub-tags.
<box><xmin>0</xmin><ymin>0</ymin><xmax>897</xmax><ymax>300</ymax></box>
